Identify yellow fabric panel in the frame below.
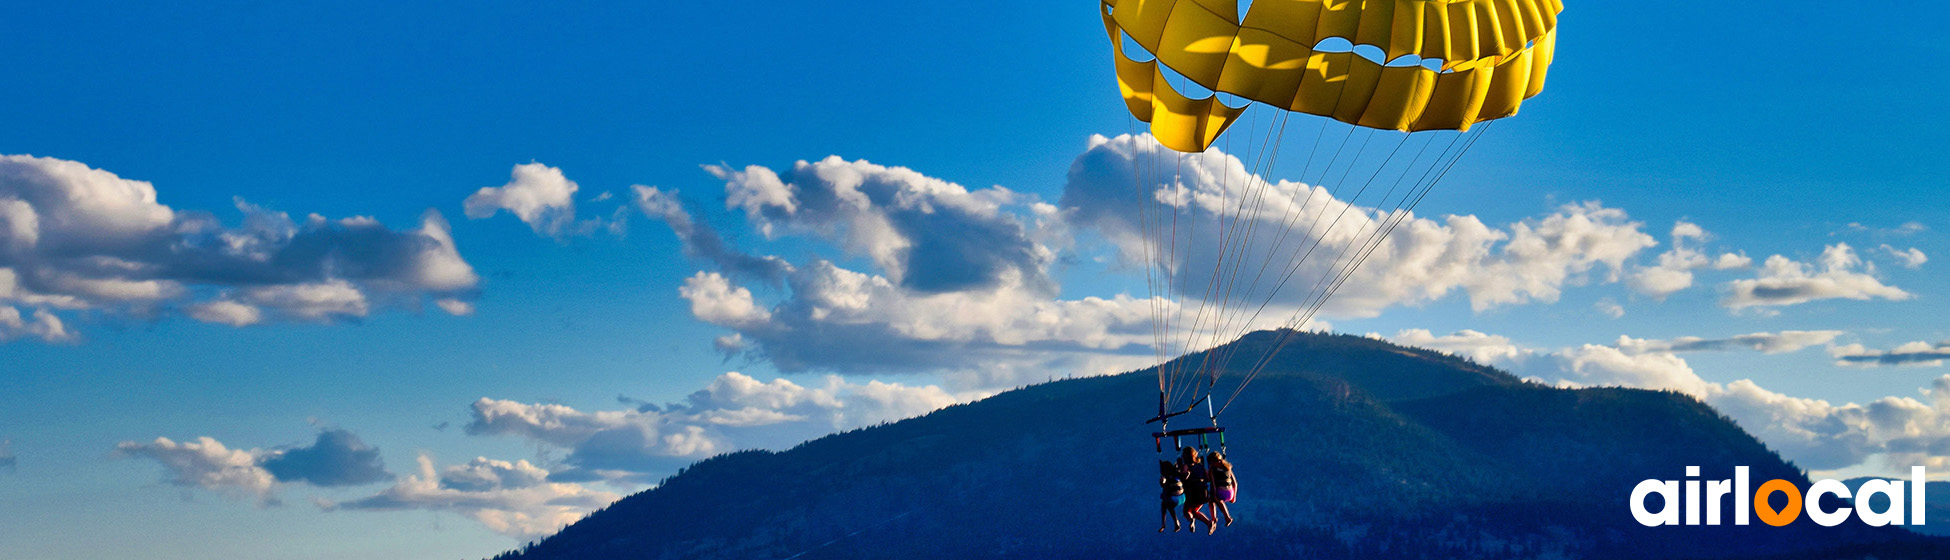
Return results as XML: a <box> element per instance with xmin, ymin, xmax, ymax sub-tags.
<box><xmin>1200</xmin><ymin>98</ymin><xmax>1248</xmax><ymax>148</ymax></box>
<box><xmin>1412</xmin><ymin>63</ymin><xmax>1493</xmax><ymax>131</ymax></box>
<box><xmin>1525</xmin><ymin>30</ymin><xmax>1554</xmax><ymax>98</ymax></box>
<box><xmin>1219</xmin><ymin>28</ymin><xmax>1312</xmax><ymax>108</ymax></box>
<box><xmin>1111</xmin><ymin>0</ymin><xmax>1178</xmax><ymax>48</ymax></box>
<box><xmin>1354</xmin><ymin>0</ymin><xmax>1398</xmax><ymax>55</ymax></box>
<box><xmin>1358</xmin><ymin>65</ymin><xmax>1435</xmax><ymax>130</ymax></box>
<box><xmin>1156</xmin><ymin>0</ymin><xmax>1239</xmax><ymax>85</ymax></box>
<box><xmin>1418</xmin><ymin>2</ymin><xmax>1452</xmax><ymax>62</ymax></box>
<box><xmin>1314</xmin><ymin>0</ymin><xmax>1363</xmax><ymax>46</ymax></box>
<box><xmin>1330</xmin><ymin>55</ymin><xmax>1385</xmax><ymax>124</ymax></box>
<box><xmin>1291</xmin><ymin>50</ymin><xmax>1352</xmax><ymax>116</ymax></box>
<box><xmin>1445</xmin><ymin>3</ymin><xmax>1481</xmax><ymax>63</ymax></box>
<box><xmin>1491</xmin><ymin>0</ymin><xmax>1525</xmax><ymax>48</ymax></box>
<box><xmin>1387</xmin><ymin>0</ymin><xmax>1426</xmax><ymax>60</ymax></box>
<box><xmin>1188</xmin><ymin>0</ymin><xmax>1238</xmax><ymax>23</ymax></box>
<box><xmin>1149</xmin><ymin>71</ymin><xmax>1242</xmax><ymax>152</ymax></box>
<box><xmin>1512</xmin><ymin>0</ymin><xmax>1546</xmax><ymax>39</ymax></box>
<box><xmin>1476</xmin><ymin>44</ymin><xmax>1534</xmax><ymax>121</ymax></box>
<box><xmin>1473</xmin><ymin>1</ymin><xmax>1507</xmax><ymax>57</ymax></box>
<box><xmin>1115</xmin><ymin>53</ymin><xmax>1160</xmax><ymax>123</ymax></box>
<box><xmin>1241</xmin><ymin>0</ymin><xmax>1325</xmax><ymax>46</ymax></box>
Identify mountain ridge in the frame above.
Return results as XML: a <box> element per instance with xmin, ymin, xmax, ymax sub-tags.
<box><xmin>495</xmin><ymin>330</ymin><xmax>1949</xmax><ymax>559</ymax></box>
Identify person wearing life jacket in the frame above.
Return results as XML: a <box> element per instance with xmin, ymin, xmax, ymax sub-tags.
<box><xmin>1177</xmin><ymin>446</ymin><xmax>1216</xmax><ymax>534</ymax></box>
<box><xmin>1207</xmin><ymin>451</ymin><xmax>1237</xmax><ymax>527</ymax></box>
<box><xmin>1159</xmin><ymin>460</ymin><xmax>1187</xmax><ymax>532</ymax></box>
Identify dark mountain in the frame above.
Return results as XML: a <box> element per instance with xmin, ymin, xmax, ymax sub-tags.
<box><xmin>1842</xmin><ymin>478</ymin><xmax>1950</xmax><ymax>537</ymax></box>
<box><xmin>496</xmin><ymin>331</ymin><xmax>1949</xmax><ymax>559</ymax></box>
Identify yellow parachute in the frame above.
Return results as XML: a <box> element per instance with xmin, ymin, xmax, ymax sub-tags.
<box><xmin>1104</xmin><ymin>0</ymin><xmax>1562</xmax><ymax>152</ymax></box>
<box><xmin>1113</xmin><ymin>1</ymin><xmax>1570</xmax><ymax>460</ymax></box>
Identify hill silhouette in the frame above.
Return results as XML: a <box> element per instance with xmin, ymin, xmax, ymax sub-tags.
<box><xmin>495</xmin><ymin>330</ymin><xmax>1948</xmax><ymax>559</ymax></box>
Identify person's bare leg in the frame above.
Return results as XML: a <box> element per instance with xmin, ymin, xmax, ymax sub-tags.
<box><xmin>1217</xmin><ymin>500</ymin><xmax>1233</xmax><ymax>526</ymax></box>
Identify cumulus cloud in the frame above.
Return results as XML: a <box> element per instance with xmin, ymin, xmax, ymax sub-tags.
<box><xmin>678</xmin><ymin>272</ymin><xmax>771</xmax><ymax>328</ymax></box>
<box><xmin>329</xmin><ymin>455</ymin><xmax>617</xmax><ymax>540</ymax></box>
<box><xmin>645</xmin><ymin>138</ymin><xmax>1673</xmax><ymax>389</ymax></box>
<box><xmin>704</xmin><ymin>156</ymin><xmax>1050</xmax><ymax>294</ymax></box>
<box><xmin>0</xmin><ymin>305</ymin><xmax>72</xmax><ymax>342</ymax></box>
<box><xmin>1061</xmin><ymin>134</ymin><xmax>1657</xmax><ymax>317</ymax></box>
<box><xmin>1389</xmin><ymin>329</ymin><xmax>1950</xmax><ymax>473</ymax></box>
<box><xmin>1830</xmin><ymin>341</ymin><xmax>1950</xmax><ymax>368</ymax></box>
<box><xmin>1627</xmin><ymin>220</ymin><xmax>1751</xmax><ymax>299</ymax></box>
<box><xmin>115</xmin><ymin>428</ymin><xmax>394</xmax><ymax>505</ymax></box>
<box><xmin>1722</xmin><ymin>244</ymin><xmax>1909</xmax><ymax>310</ymax></box>
<box><xmin>0</xmin><ymin>155</ymin><xmax>478</xmax><ymax>341</ymax></box>
<box><xmin>463</xmin><ymin>163</ymin><xmax>585</xmax><ymax>237</ymax></box>
<box><xmin>258</xmin><ymin>429</ymin><xmax>391</xmax><ymax>487</ymax></box>
<box><xmin>115</xmin><ymin>436</ymin><xmax>279</xmax><ymax>504</ymax></box>
<box><xmin>466</xmin><ymin>372</ymin><xmax>957</xmax><ymax>479</ymax></box>
<box><xmin>632</xmin><ymin>186</ymin><xmax>790</xmax><ymax>286</ymax></box>
<box><xmin>1844</xmin><ymin>222</ymin><xmax>1928</xmax><ymax>237</ymax></box>
<box><xmin>1878</xmin><ymin>245</ymin><xmax>1927</xmax><ymax>269</ymax></box>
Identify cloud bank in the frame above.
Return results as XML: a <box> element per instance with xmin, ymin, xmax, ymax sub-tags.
<box><xmin>114</xmin><ymin>428</ymin><xmax>393</xmax><ymax>505</ymax></box>
<box><xmin>0</xmin><ymin>154</ymin><xmax>478</xmax><ymax>340</ymax></box>
<box><xmin>1389</xmin><ymin>328</ymin><xmax>1950</xmax><ymax>473</ymax></box>
<box><xmin>465</xmin><ymin>372</ymin><xmax>957</xmax><ymax>480</ymax></box>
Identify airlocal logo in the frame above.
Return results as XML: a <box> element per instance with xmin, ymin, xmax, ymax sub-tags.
<box><xmin>1631</xmin><ymin>466</ymin><xmax>1927</xmax><ymax>527</ymax></box>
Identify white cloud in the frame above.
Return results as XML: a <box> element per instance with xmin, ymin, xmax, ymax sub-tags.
<box><xmin>115</xmin><ymin>437</ymin><xmax>278</xmax><ymax>505</ymax></box>
<box><xmin>330</xmin><ymin>455</ymin><xmax>618</xmax><ymax>540</ymax></box>
<box><xmin>703</xmin><ymin>156</ymin><xmax>1049</xmax><ymax>294</ymax></box>
<box><xmin>187</xmin><ymin>300</ymin><xmax>262</xmax><ymax>327</ymax></box>
<box><xmin>1844</xmin><ymin>222</ymin><xmax>1928</xmax><ymax>237</ymax></box>
<box><xmin>114</xmin><ymin>429</ymin><xmax>395</xmax><ymax>506</ymax></box>
<box><xmin>1615</xmin><ymin>331</ymin><xmax>1844</xmax><ymax>354</ymax></box>
<box><xmin>647</xmin><ymin>138</ymin><xmax>1664</xmax><ymax>389</ymax></box>
<box><xmin>1627</xmin><ymin>220</ymin><xmax>1749</xmax><ymax>299</ymax></box>
<box><xmin>465</xmin><ymin>372</ymin><xmax>957</xmax><ymax>479</ymax></box>
<box><xmin>1830</xmin><ymin>341</ymin><xmax>1950</xmax><ymax>368</ymax></box>
<box><xmin>678</xmin><ymin>272</ymin><xmax>770</xmax><ymax>328</ymax></box>
<box><xmin>1062</xmin><ymin>134</ymin><xmax>1657</xmax><ymax>318</ymax></box>
<box><xmin>1879</xmin><ymin>245</ymin><xmax>1927</xmax><ymax>269</ymax></box>
<box><xmin>632</xmin><ymin>185</ymin><xmax>791</xmax><ymax>286</ymax></box>
<box><xmin>0</xmin><ymin>306</ymin><xmax>73</xmax><ymax>342</ymax></box>
<box><xmin>0</xmin><ymin>155</ymin><xmax>479</xmax><ymax>342</ymax></box>
<box><xmin>1389</xmin><ymin>329</ymin><xmax>1950</xmax><ymax>473</ymax></box>
<box><xmin>1594</xmin><ymin>298</ymin><xmax>1625</xmax><ymax>319</ymax></box>
<box><xmin>1722</xmin><ymin>244</ymin><xmax>1909</xmax><ymax>309</ymax></box>
<box><xmin>463</xmin><ymin>163</ymin><xmax>582</xmax><ymax>237</ymax></box>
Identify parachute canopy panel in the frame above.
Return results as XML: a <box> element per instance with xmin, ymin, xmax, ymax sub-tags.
<box><xmin>1103</xmin><ymin>0</ymin><xmax>1562</xmax><ymax>152</ymax></box>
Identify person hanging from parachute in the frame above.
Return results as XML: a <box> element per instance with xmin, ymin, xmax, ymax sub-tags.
<box><xmin>1158</xmin><ymin>460</ymin><xmax>1188</xmax><ymax>532</ymax></box>
<box><xmin>1099</xmin><ymin>0</ymin><xmax>1564</xmax><ymax>533</ymax></box>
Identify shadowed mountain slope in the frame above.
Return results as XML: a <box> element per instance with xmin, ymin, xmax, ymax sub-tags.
<box><xmin>496</xmin><ymin>331</ymin><xmax>1948</xmax><ymax>559</ymax></box>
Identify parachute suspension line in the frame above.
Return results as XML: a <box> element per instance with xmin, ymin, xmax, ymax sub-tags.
<box><xmin>1169</xmin><ymin>103</ymin><xmax>1286</xmax><ymax>407</ymax></box>
<box><xmin>1218</xmin><ymin>122</ymin><xmax>1497</xmax><ymax>416</ymax></box>
<box><xmin>1196</xmin><ymin>126</ymin><xmax>1403</xmax><ymax>380</ymax></box>
<box><xmin>1128</xmin><ymin>117</ymin><xmax>1169</xmax><ymax>405</ymax></box>
<box><xmin>1162</xmin><ymin>103</ymin><xmax>1260</xmax><ymax>411</ymax></box>
<box><xmin>1188</xmin><ymin>107</ymin><xmax>1294</xmax><ymax>388</ymax></box>
<box><xmin>1185</xmin><ymin>121</ymin><xmax>1354</xmax><ymax>413</ymax></box>
<box><xmin>1218</xmin><ymin>127</ymin><xmax>1479</xmax><ymax>414</ymax></box>
<box><xmin>1203</xmin><ymin>132</ymin><xmax>1427</xmax><ymax>383</ymax></box>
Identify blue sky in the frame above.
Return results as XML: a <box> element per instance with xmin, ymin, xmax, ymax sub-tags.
<box><xmin>2</xmin><ymin>2</ymin><xmax>1947</xmax><ymax>558</ymax></box>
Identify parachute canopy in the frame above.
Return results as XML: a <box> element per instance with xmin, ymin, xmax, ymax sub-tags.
<box><xmin>1103</xmin><ymin>0</ymin><xmax>1563</xmax><ymax>152</ymax></box>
